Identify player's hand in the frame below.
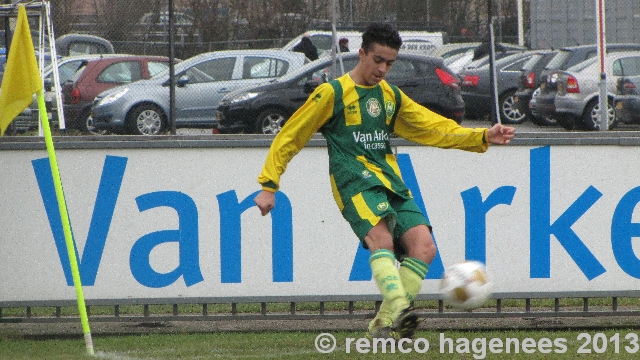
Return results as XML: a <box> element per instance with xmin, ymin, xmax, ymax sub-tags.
<box><xmin>487</xmin><ymin>123</ymin><xmax>516</xmax><ymax>145</ymax></box>
<box><xmin>254</xmin><ymin>190</ymin><xmax>276</xmax><ymax>216</ymax></box>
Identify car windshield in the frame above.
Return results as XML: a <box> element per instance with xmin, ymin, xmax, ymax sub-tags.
<box><xmin>150</xmin><ymin>53</ymin><xmax>220</xmax><ymax>79</ymax></box>
<box><xmin>545</xmin><ymin>50</ymin><xmax>572</xmax><ymax>70</ymax></box>
<box><xmin>273</xmin><ymin>54</ymin><xmax>359</xmax><ymax>82</ymax></box>
<box><xmin>522</xmin><ymin>54</ymin><xmax>544</xmax><ymax>71</ymax></box>
<box><xmin>567</xmin><ymin>57</ymin><xmax>597</xmax><ymax>72</ymax></box>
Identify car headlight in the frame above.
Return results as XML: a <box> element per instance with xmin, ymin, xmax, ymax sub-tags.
<box><xmin>229</xmin><ymin>91</ymin><xmax>260</xmax><ymax>104</ymax></box>
<box><xmin>97</xmin><ymin>88</ymin><xmax>129</xmax><ymax>106</ymax></box>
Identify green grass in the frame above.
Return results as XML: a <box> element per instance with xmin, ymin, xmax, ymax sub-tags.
<box><xmin>1</xmin><ymin>329</ymin><xmax>638</xmax><ymax>359</ymax></box>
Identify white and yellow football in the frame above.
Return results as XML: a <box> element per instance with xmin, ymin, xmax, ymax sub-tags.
<box><xmin>439</xmin><ymin>261</ymin><xmax>492</xmax><ymax>310</ymax></box>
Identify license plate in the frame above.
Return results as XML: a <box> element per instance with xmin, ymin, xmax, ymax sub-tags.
<box><xmin>514</xmin><ymin>96</ymin><xmax>519</xmax><ymax>103</ymax></box>
<box><xmin>557</xmin><ymin>83</ymin><xmax>563</xmax><ymax>92</ymax></box>
<box><xmin>616</xmin><ymin>101</ymin><xmax>623</xmax><ymax>109</ymax></box>
<box><xmin>540</xmin><ymin>83</ymin><xmax>546</xmax><ymax>89</ymax></box>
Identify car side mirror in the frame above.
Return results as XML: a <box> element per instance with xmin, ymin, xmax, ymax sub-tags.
<box><xmin>177</xmin><ymin>75</ymin><xmax>189</xmax><ymax>87</ymax></box>
<box><xmin>304</xmin><ymin>80</ymin><xmax>319</xmax><ymax>94</ymax></box>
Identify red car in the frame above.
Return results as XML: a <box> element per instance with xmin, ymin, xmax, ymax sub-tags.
<box><xmin>61</xmin><ymin>55</ymin><xmax>179</xmax><ymax>134</ymax></box>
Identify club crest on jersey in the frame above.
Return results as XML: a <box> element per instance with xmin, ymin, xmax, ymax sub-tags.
<box><xmin>362</xmin><ymin>170</ymin><xmax>372</xmax><ymax>179</ymax></box>
<box><xmin>385</xmin><ymin>101</ymin><xmax>395</xmax><ymax>119</ymax></box>
<box><xmin>366</xmin><ymin>98</ymin><xmax>382</xmax><ymax>117</ymax></box>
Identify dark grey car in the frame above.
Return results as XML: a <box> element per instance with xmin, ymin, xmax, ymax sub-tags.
<box><xmin>459</xmin><ymin>51</ymin><xmax>537</xmax><ymax>124</ymax></box>
<box><xmin>513</xmin><ymin>50</ymin><xmax>558</xmax><ymax>126</ymax></box>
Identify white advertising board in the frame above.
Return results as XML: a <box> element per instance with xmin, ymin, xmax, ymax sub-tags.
<box><xmin>2</xmin><ymin>144</ymin><xmax>640</xmax><ymax>303</ymax></box>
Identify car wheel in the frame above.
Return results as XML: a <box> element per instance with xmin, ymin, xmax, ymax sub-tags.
<box><xmin>81</xmin><ymin>110</ymin><xmax>108</xmax><ymax>135</ymax></box>
<box><xmin>499</xmin><ymin>90</ymin><xmax>527</xmax><ymax>124</ymax></box>
<box><xmin>254</xmin><ymin>108</ymin><xmax>289</xmax><ymax>135</ymax></box>
<box><xmin>529</xmin><ymin>114</ymin><xmax>557</xmax><ymax>127</ymax></box>
<box><xmin>127</xmin><ymin>104</ymin><xmax>165</xmax><ymax>135</ymax></box>
<box><xmin>582</xmin><ymin>99</ymin><xmax>617</xmax><ymax>131</ymax></box>
<box><xmin>554</xmin><ymin>113</ymin><xmax>583</xmax><ymax>130</ymax></box>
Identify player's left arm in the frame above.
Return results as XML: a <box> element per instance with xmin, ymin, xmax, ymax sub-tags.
<box><xmin>392</xmin><ymin>91</ymin><xmax>513</xmax><ymax>152</ymax></box>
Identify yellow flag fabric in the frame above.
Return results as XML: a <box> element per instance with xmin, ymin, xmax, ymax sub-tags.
<box><xmin>0</xmin><ymin>5</ymin><xmax>43</xmax><ymax>136</ymax></box>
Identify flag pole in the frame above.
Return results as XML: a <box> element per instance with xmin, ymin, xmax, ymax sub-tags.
<box><xmin>36</xmin><ymin>88</ymin><xmax>95</xmax><ymax>355</ymax></box>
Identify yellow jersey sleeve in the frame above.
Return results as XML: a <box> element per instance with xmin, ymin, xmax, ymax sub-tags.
<box><xmin>257</xmin><ymin>83</ymin><xmax>336</xmax><ymax>192</ymax></box>
<box><xmin>393</xmin><ymin>90</ymin><xmax>489</xmax><ymax>153</ymax></box>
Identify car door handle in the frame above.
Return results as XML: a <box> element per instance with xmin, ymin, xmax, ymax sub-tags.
<box><xmin>218</xmin><ymin>88</ymin><xmax>231</xmax><ymax>93</ymax></box>
<box><xmin>404</xmin><ymin>81</ymin><xmax>419</xmax><ymax>86</ymax></box>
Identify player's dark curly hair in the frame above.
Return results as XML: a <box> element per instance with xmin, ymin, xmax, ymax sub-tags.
<box><xmin>361</xmin><ymin>23</ymin><xmax>402</xmax><ymax>52</ymax></box>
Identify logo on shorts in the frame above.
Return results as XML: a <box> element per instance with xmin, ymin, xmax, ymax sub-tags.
<box><xmin>377</xmin><ymin>202</ymin><xmax>389</xmax><ymax>211</ymax></box>
<box><xmin>362</xmin><ymin>170</ymin><xmax>371</xmax><ymax>178</ymax></box>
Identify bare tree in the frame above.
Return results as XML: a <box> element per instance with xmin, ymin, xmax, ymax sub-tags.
<box><xmin>48</xmin><ymin>0</ymin><xmax>77</xmax><ymax>37</ymax></box>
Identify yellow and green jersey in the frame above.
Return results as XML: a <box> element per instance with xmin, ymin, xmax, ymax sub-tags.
<box><xmin>257</xmin><ymin>73</ymin><xmax>490</xmax><ymax>209</ymax></box>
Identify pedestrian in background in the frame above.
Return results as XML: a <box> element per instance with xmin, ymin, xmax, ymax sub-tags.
<box><xmin>339</xmin><ymin>37</ymin><xmax>350</xmax><ymax>52</ymax></box>
<box><xmin>293</xmin><ymin>32</ymin><xmax>319</xmax><ymax>60</ymax></box>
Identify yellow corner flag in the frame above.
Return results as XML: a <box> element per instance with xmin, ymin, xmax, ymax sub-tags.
<box><xmin>0</xmin><ymin>5</ymin><xmax>42</xmax><ymax>136</ymax></box>
<box><xmin>1</xmin><ymin>5</ymin><xmax>94</xmax><ymax>355</ymax></box>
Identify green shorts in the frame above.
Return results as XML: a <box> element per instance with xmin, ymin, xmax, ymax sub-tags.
<box><xmin>341</xmin><ymin>187</ymin><xmax>430</xmax><ymax>254</ymax></box>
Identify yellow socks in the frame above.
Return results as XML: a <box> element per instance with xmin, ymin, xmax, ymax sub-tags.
<box><xmin>369</xmin><ymin>249</ymin><xmax>409</xmax><ymax>318</ymax></box>
<box><xmin>369</xmin><ymin>256</ymin><xmax>429</xmax><ymax>332</ymax></box>
<box><xmin>399</xmin><ymin>257</ymin><xmax>429</xmax><ymax>303</ymax></box>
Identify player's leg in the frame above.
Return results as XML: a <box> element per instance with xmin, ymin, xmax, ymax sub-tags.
<box><xmin>340</xmin><ymin>188</ymin><xmax>409</xmax><ymax>339</ymax></box>
<box><xmin>365</xmin><ymin>218</ymin><xmax>411</xmax><ymax>330</ymax></box>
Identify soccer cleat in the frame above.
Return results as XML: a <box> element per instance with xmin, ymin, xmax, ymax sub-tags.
<box><xmin>392</xmin><ymin>307</ymin><xmax>421</xmax><ymax>339</ymax></box>
<box><xmin>366</xmin><ymin>326</ymin><xmax>401</xmax><ymax>341</ymax></box>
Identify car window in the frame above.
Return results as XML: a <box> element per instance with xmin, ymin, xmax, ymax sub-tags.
<box><xmin>97</xmin><ymin>61</ymin><xmax>143</xmax><ymax>83</ymax></box>
<box><xmin>522</xmin><ymin>54</ymin><xmax>544</xmax><ymax>71</ymax></box>
<box><xmin>295</xmin><ymin>58</ymin><xmax>358</xmax><ymax>85</ymax></box>
<box><xmin>310</xmin><ymin>35</ymin><xmax>333</xmax><ymax>51</ymax></box>
<box><xmin>386</xmin><ymin>58</ymin><xmax>417</xmax><ymax>79</ymax></box>
<box><xmin>567</xmin><ymin>57</ymin><xmax>596</xmax><ymax>72</ymax></box>
<box><xmin>53</xmin><ymin>60</ymin><xmax>86</xmax><ymax>84</ymax></box>
<box><xmin>546</xmin><ymin>50</ymin><xmax>571</xmax><ymax>70</ymax></box>
<box><xmin>148</xmin><ymin>61</ymin><xmax>170</xmax><ymax>77</ymax></box>
<box><xmin>242</xmin><ymin>57</ymin><xmax>289</xmax><ymax>79</ymax></box>
<box><xmin>185</xmin><ymin>57</ymin><xmax>235</xmax><ymax>83</ymax></box>
<box><xmin>612</xmin><ymin>56</ymin><xmax>640</xmax><ymax>76</ymax></box>
<box><xmin>67</xmin><ymin>42</ymin><xmax>108</xmax><ymax>56</ymax></box>
<box><xmin>502</xmin><ymin>57</ymin><xmax>531</xmax><ymax>72</ymax></box>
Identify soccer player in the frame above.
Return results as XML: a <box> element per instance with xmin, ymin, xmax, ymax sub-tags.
<box><xmin>254</xmin><ymin>23</ymin><xmax>515</xmax><ymax>339</ymax></box>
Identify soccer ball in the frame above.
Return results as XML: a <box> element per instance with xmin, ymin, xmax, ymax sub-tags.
<box><xmin>439</xmin><ymin>261</ymin><xmax>492</xmax><ymax>310</ymax></box>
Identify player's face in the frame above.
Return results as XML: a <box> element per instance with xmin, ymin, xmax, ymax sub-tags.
<box><xmin>358</xmin><ymin>43</ymin><xmax>398</xmax><ymax>86</ymax></box>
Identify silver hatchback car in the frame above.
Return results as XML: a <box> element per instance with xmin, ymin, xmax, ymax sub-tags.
<box><xmin>546</xmin><ymin>51</ymin><xmax>640</xmax><ymax>130</ymax></box>
<box><xmin>91</xmin><ymin>49</ymin><xmax>308</xmax><ymax>135</ymax></box>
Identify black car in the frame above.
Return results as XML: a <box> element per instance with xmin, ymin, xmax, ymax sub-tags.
<box><xmin>215</xmin><ymin>52</ymin><xmax>465</xmax><ymax>134</ymax></box>
<box><xmin>513</xmin><ymin>50</ymin><xmax>558</xmax><ymax>126</ymax></box>
<box><xmin>613</xmin><ymin>56</ymin><xmax>640</xmax><ymax>125</ymax></box>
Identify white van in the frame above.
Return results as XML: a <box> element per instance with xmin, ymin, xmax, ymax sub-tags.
<box><xmin>283</xmin><ymin>30</ymin><xmax>445</xmax><ymax>57</ymax></box>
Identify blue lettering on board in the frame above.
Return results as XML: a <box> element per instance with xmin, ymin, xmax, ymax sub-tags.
<box><xmin>218</xmin><ymin>190</ymin><xmax>293</xmax><ymax>283</ymax></box>
<box><xmin>529</xmin><ymin>146</ymin><xmax>606</xmax><ymax>280</ymax></box>
<box><xmin>461</xmin><ymin>186</ymin><xmax>517</xmax><ymax>264</ymax></box>
<box><xmin>130</xmin><ymin>191</ymin><xmax>204</xmax><ymax>288</ymax></box>
<box><xmin>32</xmin><ymin>155</ymin><xmax>127</xmax><ymax>286</ymax></box>
<box><xmin>611</xmin><ymin>187</ymin><xmax>640</xmax><ymax>278</ymax></box>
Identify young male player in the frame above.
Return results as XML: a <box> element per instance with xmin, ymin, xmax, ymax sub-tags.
<box><xmin>254</xmin><ymin>23</ymin><xmax>515</xmax><ymax>339</ymax></box>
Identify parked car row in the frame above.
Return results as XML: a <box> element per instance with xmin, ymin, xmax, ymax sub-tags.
<box><xmin>216</xmin><ymin>52</ymin><xmax>465</xmax><ymax>134</ymax></box>
<box><xmin>13</xmin><ymin>40</ymin><xmax>640</xmax><ymax>136</ymax></box>
<box><xmin>532</xmin><ymin>44</ymin><xmax>640</xmax><ymax>130</ymax></box>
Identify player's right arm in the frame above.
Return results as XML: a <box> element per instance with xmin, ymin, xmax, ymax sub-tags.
<box><xmin>255</xmin><ymin>82</ymin><xmax>335</xmax><ymax>214</ymax></box>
